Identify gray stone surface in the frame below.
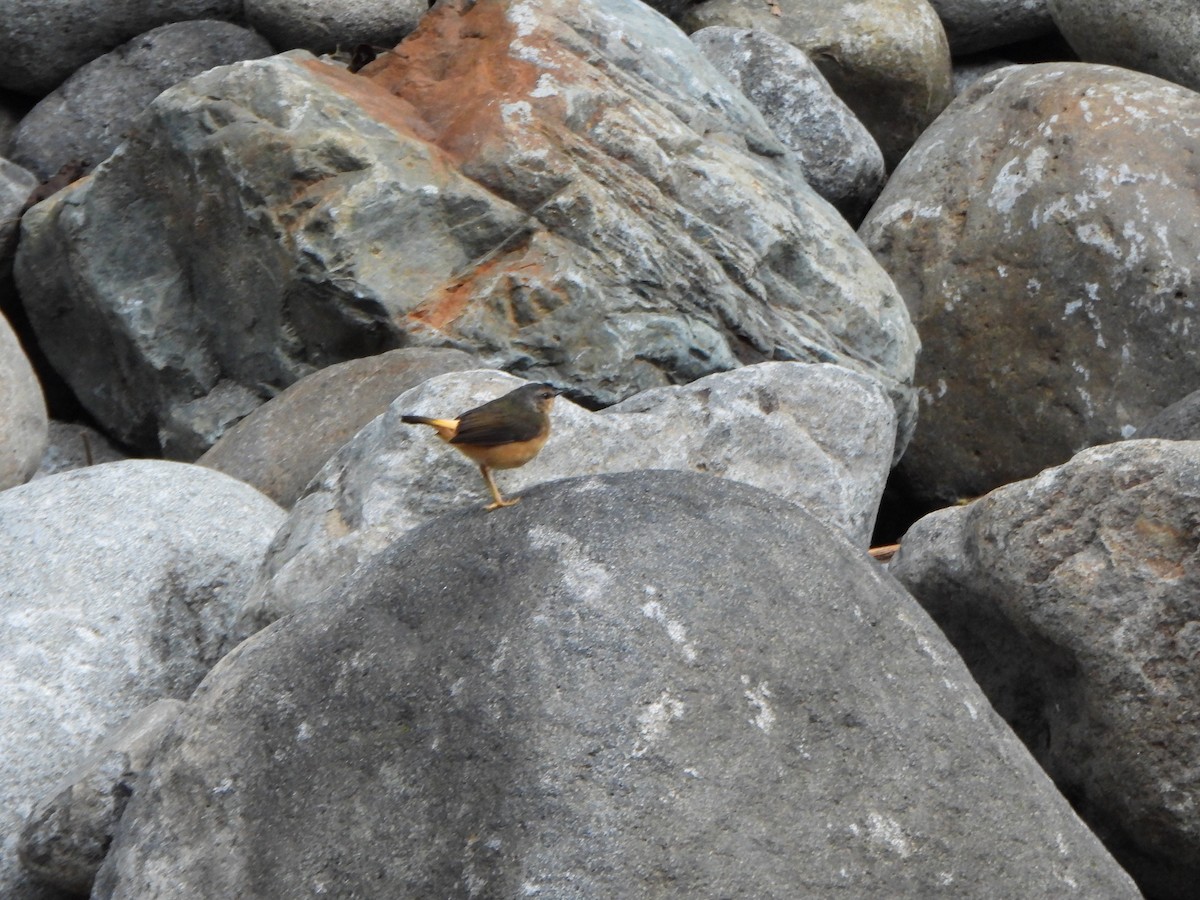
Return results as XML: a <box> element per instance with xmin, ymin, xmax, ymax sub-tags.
<box><xmin>860</xmin><ymin>62</ymin><xmax>1200</xmax><ymax>506</ymax></box>
<box><xmin>682</xmin><ymin>0</ymin><xmax>954</xmax><ymax>168</ymax></box>
<box><xmin>891</xmin><ymin>440</ymin><xmax>1200</xmax><ymax>900</ymax></box>
<box><xmin>0</xmin><ymin>309</ymin><xmax>47</xmax><ymax>490</ymax></box>
<box><xmin>1136</xmin><ymin>388</ymin><xmax>1200</xmax><ymax>441</ymax></box>
<box><xmin>0</xmin><ymin>158</ymin><xmax>36</xmax><ymax>263</ymax></box>
<box><xmin>15</xmin><ymin>0</ymin><xmax>917</xmax><ymax>459</ymax></box>
<box><xmin>240</xmin><ymin>364</ymin><xmax>898</xmax><ymax>635</ymax></box>
<box><xmin>0</xmin><ymin>460</ymin><xmax>283</xmax><ymax>899</ymax></box>
<box><xmin>94</xmin><ymin>471</ymin><xmax>1140</xmax><ymax>899</ymax></box>
<box><xmin>930</xmin><ymin>0</ymin><xmax>1055</xmax><ymax>54</ymax></box>
<box><xmin>691</xmin><ymin>27</ymin><xmax>886</xmax><ymax>222</ymax></box>
<box><xmin>199</xmin><ymin>347</ymin><xmax>476</xmax><ymax>507</ymax></box>
<box><xmin>245</xmin><ymin>0</ymin><xmax>426</xmax><ymax>54</ymax></box>
<box><xmin>1049</xmin><ymin>0</ymin><xmax>1200</xmax><ymax>93</ymax></box>
<box><xmin>31</xmin><ymin>420</ymin><xmax>127</xmax><ymax>480</ymax></box>
<box><xmin>18</xmin><ymin>700</ymin><xmax>183</xmax><ymax>896</ymax></box>
<box><xmin>0</xmin><ymin>0</ymin><xmax>242</xmax><ymax>97</ymax></box>
<box><xmin>9</xmin><ymin>20</ymin><xmax>273</xmax><ymax>181</ymax></box>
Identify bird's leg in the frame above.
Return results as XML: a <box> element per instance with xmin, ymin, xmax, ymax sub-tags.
<box><xmin>480</xmin><ymin>465</ymin><xmax>520</xmax><ymax>511</ymax></box>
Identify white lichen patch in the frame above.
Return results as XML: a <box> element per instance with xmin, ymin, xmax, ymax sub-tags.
<box><xmin>867</xmin><ymin>811</ymin><xmax>914</xmax><ymax>858</ymax></box>
<box><xmin>641</xmin><ymin>596</ymin><xmax>697</xmax><ymax>662</ymax></box>
<box><xmin>632</xmin><ymin>691</ymin><xmax>685</xmax><ymax>757</ymax></box>
<box><xmin>741</xmin><ymin>675</ymin><xmax>775</xmax><ymax>733</ymax></box>
<box><xmin>989</xmin><ymin>145</ymin><xmax>1050</xmax><ymax>215</ymax></box>
<box><xmin>529</xmin><ymin>526</ymin><xmax>613</xmax><ymax>605</ymax></box>
<box><xmin>501</xmin><ymin>100</ymin><xmax>533</xmax><ymax>124</ymax></box>
<box><xmin>531</xmin><ymin>73</ymin><xmax>559</xmax><ymax>99</ymax></box>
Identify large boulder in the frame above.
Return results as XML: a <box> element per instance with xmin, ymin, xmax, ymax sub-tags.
<box><xmin>892</xmin><ymin>440</ymin><xmax>1200</xmax><ymax>900</ymax></box>
<box><xmin>94</xmin><ymin>472</ymin><xmax>1140</xmax><ymax>898</ymax></box>
<box><xmin>244</xmin><ymin>0</ymin><xmax>426</xmax><ymax>54</ymax></box>
<box><xmin>0</xmin><ymin>461</ymin><xmax>283</xmax><ymax>898</ymax></box>
<box><xmin>860</xmin><ymin>62</ymin><xmax>1200</xmax><ymax>506</ymax></box>
<box><xmin>240</xmin><ymin>363</ymin><xmax>899</xmax><ymax>634</ymax></box>
<box><xmin>929</xmin><ymin>0</ymin><xmax>1055</xmax><ymax>54</ymax></box>
<box><xmin>15</xmin><ymin>0</ymin><xmax>917</xmax><ymax>459</ymax></box>
<box><xmin>0</xmin><ymin>310</ymin><xmax>47</xmax><ymax>490</ymax></box>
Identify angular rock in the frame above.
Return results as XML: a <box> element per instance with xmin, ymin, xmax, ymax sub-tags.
<box><xmin>240</xmin><ymin>364</ymin><xmax>898</xmax><ymax>634</ymax></box>
<box><xmin>199</xmin><ymin>347</ymin><xmax>476</xmax><ymax>506</ymax></box>
<box><xmin>891</xmin><ymin>440</ymin><xmax>1200</xmax><ymax>900</ymax></box>
<box><xmin>682</xmin><ymin>0</ymin><xmax>954</xmax><ymax>168</ymax></box>
<box><xmin>0</xmin><ymin>0</ymin><xmax>242</xmax><ymax>97</ymax></box>
<box><xmin>1136</xmin><ymin>388</ymin><xmax>1200</xmax><ymax>441</ymax></box>
<box><xmin>0</xmin><ymin>460</ymin><xmax>283</xmax><ymax>899</ymax></box>
<box><xmin>18</xmin><ymin>700</ymin><xmax>183</xmax><ymax>896</ymax></box>
<box><xmin>929</xmin><ymin>0</ymin><xmax>1055</xmax><ymax>55</ymax></box>
<box><xmin>9</xmin><ymin>20</ymin><xmax>274</xmax><ymax>181</ymax></box>
<box><xmin>860</xmin><ymin>63</ymin><xmax>1200</xmax><ymax>506</ymax></box>
<box><xmin>1049</xmin><ymin>0</ymin><xmax>1200</xmax><ymax>93</ymax></box>
<box><xmin>0</xmin><ymin>310</ymin><xmax>47</xmax><ymax>490</ymax></box>
<box><xmin>245</xmin><ymin>0</ymin><xmax>426</xmax><ymax>54</ymax></box>
<box><xmin>691</xmin><ymin>26</ymin><xmax>886</xmax><ymax>222</ymax></box>
<box><xmin>94</xmin><ymin>472</ymin><xmax>1140</xmax><ymax>899</ymax></box>
<box><xmin>0</xmin><ymin>158</ymin><xmax>37</xmax><ymax>315</ymax></box>
<box><xmin>16</xmin><ymin>0</ymin><xmax>917</xmax><ymax>460</ymax></box>
<box><xmin>31</xmin><ymin>420</ymin><xmax>127</xmax><ymax>480</ymax></box>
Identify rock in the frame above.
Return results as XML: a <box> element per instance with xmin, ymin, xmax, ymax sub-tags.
<box><xmin>240</xmin><ymin>363</ymin><xmax>898</xmax><ymax>634</ymax></box>
<box><xmin>0</xmin><ymin>310</ymin><xmax>47</xmax><ymax>490</ymax></box>
<box><xmin>891</xmin><ymin>440</ymin><xmax>1200</xmax><ymax>900</ymax></box>
<box><xmin>18</xmin><ymin>700</ymin><xmax>183</xmax><ymax>896</ymax></box>
<box><xmin>31</xmin><ymin>420</ymin><xmax>127</xmax><ymax>480</ymax></box>
<box><xmin>859</xmin><ymin>62</ymin><xmax>1200</xmax><ymax>506</ymax></box>
<box><xmin>199</xmin><ymin>347</ymin><xmax>477</xmax><ymax>507</ymax></box>
<box><xmin>929</xmin><ymin>0</ymin><xmax>1055</xmax><ymax>54</ymax></box>
<box><xmin>952</xmin><ymin>56</ymin><xmax>1015</xmax><ymax>95</ymax></box>
<box><xmin>244</xmin><ymin>0</ymin><xmax>426</xmax><ymax>54</ymax></box>
<box><xmin>690</xmin><ymin>27</ymin><xmax>886</xmax><ymax>223</ymax></box>
<box><xmin>0</xmin><ymin>0</ymin><xmax>242</xmax><ymax>97</ymax></box>
<box><xmin>0</xmin><ymin>460</ymin><xmax>283</xmax><ymax>899</ymax></box>
<box><xmin>15</xmin><ymin>0</ymin><xmax>917</xmax><ymax>459</ymax></box>
<box><xmin>94</xmin><ymin>472</ymin><xmax>1140</xmax><ymax>899</ymax></box>
<box><xmin>1048</xmin><ymin>0</ymin><xmax>1200</xmax><ymax>93</ymax></box>
<box><xmin>681</xmin><ymin>0</ymin><xmax>953</xmax><ymax>168</ymax></box>
<box><xmin>9</xmin><ymin>20</ymin><xmax>274</xmax><ymax>181</ymax></box>
<box><xmin>0</xmin><ymin>93</ymin><xmax>29</xmax><ymax>150</ymax></box>
<box><xmin>1136</xmin><ymin>389</ymin><xmax>1200</xmax><ymax>441</ymax></box>
<box><xmin>0</xmin><ymin>158</ymin><xmax>37</xmax><ymax>313</ymax></box>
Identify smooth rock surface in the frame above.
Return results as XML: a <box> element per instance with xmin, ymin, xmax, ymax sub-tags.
<box><xmin>95</xmin><ymin>472</ymin><xmax>1140</xmax><ymax>899</ymax></box>
<box><xmin>860</xmin><ymin>62</ymin><xmax>1200</xmax><ymax>506</ymax></box>
<box><xmin>0</xmin><ymin>310</ymin><xmax>48</xmax><ymax>490</ymax></box>
<box><xmin>892</xmin><ymin>440</ymin><xmax>1200</xmax><ymax>900</ymax></box>
<box><xmin>31</xmin><ymin>420</ymin><xmax>128</xmax><ymax>480</ymax></box>
<box><xmin>199</xmin><ymin>347</ymin><xmax>476</xmax><ymax>507</ymax></box>
<box><xmin>930</xmin><ymin>0</ymin><xmax>1055</xmax><ymax>54</ymax></box>
<box><xmin>9</xmin><ymin>20</ymin><xmax>274</xmax><ymax>181</ymax></box>
<box><xmin>682</xmin><ymin>0</ymin><xmax>954</xmax><ymax>168</ymax></box>
<box><xmin>240</xmin><ymin>364</ymin><xmax>898</xmax><ymax>635</ymax></box>
<box><xmin>245</xmin><ymin>0</ymin><xmax>426</xmax><ymax>54</ymax></box>
<box><xmin>0</xmin><ymin>461</ymin><xmax>283</xmax><ymax>899</ymax></box>
<box><xmin>1136</xmin><ymin>389</ymin><xmax>1200</xmax><ymax>441</ymax></box>
<box><xmin>691</xmin><ymin>26</ymin><xmax>886</xmax><ymax>222</ymax></box>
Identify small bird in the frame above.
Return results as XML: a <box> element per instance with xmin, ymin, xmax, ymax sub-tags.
<box><xmin>401</xmin><ymin>382</ymin><xmax>561</xmax><ymax>510</ymax></box>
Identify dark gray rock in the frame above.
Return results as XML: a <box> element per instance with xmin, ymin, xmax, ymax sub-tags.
<box><xmin>860</xmin><ymin>62</ymin><xmax>1200</xmax><ymax>506</ymax></box>
<box><xmin>0</xmin><ymin>158</ymin><xmax>36</xmax><ymax>263</ymax></box>
<box><xmin>9</xmin><ymin>20</ymin><xmax>274</xmax><ymax>181</ymax></box>
<box><xmin>0</xmin><ymin>0</ymin><xmax>242</xmax><ymax>97</ymax></box>
<box><xmin>929</xmin><ymin>0</ymin><xmax>1055</xmax><ymax>55</ymax></box>
<box><xmin>244</xmin><ymin>0</ymin><xmax>425</xmax><ymax>54</ymax></box>
<box><xmin>690</xmin><ymin>27</ymin><xmax>886</xmax><ymax>222</ymax></box>
<box><xmin>1136</xmin><ymin>388</ymin><xmax>1200</xmax><ymax>440</ymax></box>
<box><xmin>31</xmin><ymin>420</ymin><xmax>128</xmax><ymax>480</ymax></box>
<box><xmin>0</xmin><ymin>308</ymin><xmax>47</xmax><ymax>490</ymax></box>
<box><xmin>94</xmin><ymin>472</ymin><xmax>1140</xmax><ymax>899</ymax></box>
<box><xmin>18</xmin><ymin>700</ymin><xmax>183</xmax><ymax>896</ymax></box>
<box><xmin>891</xmin><ymin>440</ymin><xmax>1200</xmax><ymax>900</ymax></box>
<box><xmin>199</xmin><ymin>347</ymin><xmax>476</xmax><ymax>507</ymax></box>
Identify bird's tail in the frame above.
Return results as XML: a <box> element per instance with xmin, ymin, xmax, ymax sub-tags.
<box><xmin>401</xmin><ymin>415</ymin><xmax>459</xmax><ymax>441</ymax></box>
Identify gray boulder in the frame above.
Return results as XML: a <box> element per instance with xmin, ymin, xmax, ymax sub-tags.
<box><xmin>199</xmin><ymin>347</ymin><xmax>476</xmax><ymax>507</ymax></box>
<box><xmin>0</xmin><ymin>460</ymin><xmax>283</xmax><ymax>899</ymax></box>
<box><xmin>929</xmin><ymin>0</ymin><xmax>1055</xmax><ymax>54</ymax></box>
<box><xmin>240</xmin><ymin>363</ymin><xmax>899</xmax><ymax>635</ymax></box>
<box><xmin>1049</xmin><ymin>0</ymin><xmax>1200</xmax><ymax>93</ymax></box>
<box><xmin>31</xmin><ymin>420</ymin><xmax>127</xmax><ymax>480</ymax></box>
<box><xmin>94</xmin><ymin>472</ymin><xmax>1140</xmax><ymax>899</ymax></box>
<box><xmin>18</xmin><ymin>700</ymin><xmax>183</xmax><ymax>896</ymax></box>
<box><xmin>9</xmin><ymin>20</ymin><xmax>274</xmax><ymax>181</ymax></box>
<box><xmin>682</xmin><ymin>0</ymin><xmax>954</xmax><ymax>168</ymax></box>
<box><xmin>16</xmin><ymin>0</ymin><xmax>917</xmax><ymax>459</ymax></box>
<box><xmin>0</xmin><ymin>0</ymin><xmax>242</xmax><ymax>97</ymax></box>
<box><xmin>891</xmin><ymin>440</ymin><xmax>1200</xmax><ymax>899</ymax></box>
<box><xmin>0</xmin><ymin>310</ymin><xmax>47</xmax><ymax>490</ymax></box>
<box><xmin>860</xmin><ymin>62</ymin><xmax>1200</xmax><ymax>506</ymax></box>
<box><xmin>244</xmin><ymin>0</ymin><xmax>426</xmax><ymax>54</ymax></box>
<box><xmin>1136</xmin><ymin>388</ymin><xmax>1200</xmax><ymax>441</ymax></box>
<box><xmin>691</xmin><ymin>26</ymin><xmax>886</xmax><ymax>222</ymax></box>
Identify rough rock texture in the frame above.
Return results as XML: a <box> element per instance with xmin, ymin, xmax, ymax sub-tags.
<box><xmin>0</xmin><ymin>310</ymin><xmax>48</xmax><ymax>490</ymax></box>
<box><xmin>0</xmin><ymin>0</ymin><xmax>242</xmax><ymax>96</ymax></box>
<box><xmin>199</xmin><ymin>347</ymin><xmax>476</xmax><ymax>506</ymax></box>
<box><xmin>691</xmin><ymin>27</ymin><xmax>886</xmax><ymax>223</ymax></box>
<box><xmin>18</xmin><ymin>700</ymin><xmax>184</xmax><ymax>896</ymax></box>
<box><xmin>9</xmin><ymin>20</ymin><xmax>274</xmax><ymax>181</ymax></box>
<box><xmin>245</xmin><ymin>0</ymin><xmax>426</xmax><ymax>54</ymax></box>
<box><xmin>31</xmin><ymin>421</ymin><xmax>128</xmax><ymax>480</ymax></box>
<box><xmin>240</xmin><ymin>364</ymin><xmax>898</xmax><ymax>635</ymax></box>
<box><xmin>681</xmin><ymin>0</ymin><xmax>953</xmax><ymax>168</ymax></box>
<box><xmin>892</xmin><ymin>441</ymin><xmax>1200</xmax><ymax>899</ymax></box>
<box><xmin>0</xmin><ymin>461</ymin><xmax>283</xmax><ymax>899</ymax></box>
<box><xmin>1049</xmin><ymin>0</ymin><xmax>1200</xmax><ymax>93</ymax></box>
<box><xmin>860</xmin><ymin>62</ymin><xmax>1200</xmax><ymax>506</ymax></box>
<box><xmin>15</xmin><ymin>0</ymin><xmax>918</xmax><ymax>458</ymax></box>
<box><xmin>1137</xmin><ymin>388</ymin><xmax>1200</xmax><ymax>441</ymax></box>
<box><xmin>930</xmin><ymin>0</ymin><xmax>1055</xmax><ymax>54</ymax></box>
<box><xmin>94</xmin><ymin>472</ymin><xmax>1140</xmax><ymax>899</ymax></box>
<box><xmin>0</xmin><ymin>94</ymin><xmax>27</xmax><ymax>149</ymax></box>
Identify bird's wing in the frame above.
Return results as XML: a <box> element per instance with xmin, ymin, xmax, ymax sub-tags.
<box><xmin>451</xmin><ymin>406</ymin><xmax>543</xmax><ymax>446</ymax></box>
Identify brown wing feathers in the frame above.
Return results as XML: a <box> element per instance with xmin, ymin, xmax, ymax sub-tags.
<box><xmin>450</xmin><ymin>403</ymin><xmax>543</xmax><ymax>446</ymax></box>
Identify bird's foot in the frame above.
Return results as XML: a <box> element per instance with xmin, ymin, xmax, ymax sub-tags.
<box><xmin>484</xmin><ymin>496</ymin><xmax>521</xmax><ymax>511</ymax></box>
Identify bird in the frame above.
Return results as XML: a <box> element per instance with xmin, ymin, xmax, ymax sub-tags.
<box><xmin>401</xmin><ymin>382</ymin><xmax>561</xmax><ymax>510</ymax></box>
